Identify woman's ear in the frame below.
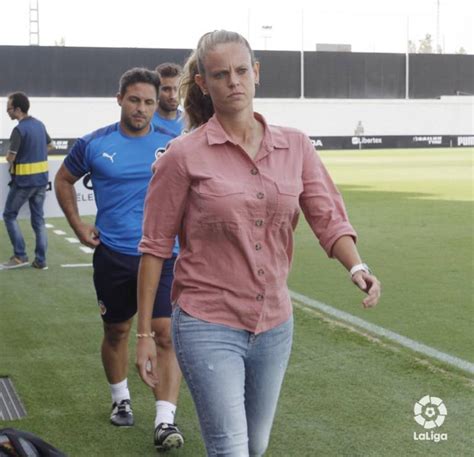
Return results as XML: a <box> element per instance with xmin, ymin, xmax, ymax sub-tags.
<box><xmin>253</xmin><ymin>61</ymin><xmax>260</xmax><ymax>86</ymax></box>
<box><xmin>194</xmin><ymin>73</ymin><xmax>208</xmax><ymax>95</ymax></box>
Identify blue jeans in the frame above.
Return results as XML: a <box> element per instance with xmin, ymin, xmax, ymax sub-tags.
<box><xmin>172</xmin><ymin>307</ymin><xmax>293</xmax><ymax>457</ymax></box>
<box><xmin>3</xmin><ymin>182</ymin><xmax>48</xmax><ymax>264</ymax></box>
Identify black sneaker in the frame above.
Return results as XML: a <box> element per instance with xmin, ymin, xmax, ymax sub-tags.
<box><xmin>32</xmin><ymin>260</ymin><xmax>48</xmax><ymax>270</ymax></box>
<box><xmin>110</xmin><ymin>399</ymin><xmax>134</xmax><ymax>427</ymax></box>
<box><xmin>154</xmin><ymin>423</ymin><xmax>184</xmax><ymax>452</ymax></box>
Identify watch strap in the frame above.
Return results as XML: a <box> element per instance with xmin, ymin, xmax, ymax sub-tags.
<box><xmin>350</xmin><ymin>263</ymin><xmax>371</xmax><ymax>276</ymax></box>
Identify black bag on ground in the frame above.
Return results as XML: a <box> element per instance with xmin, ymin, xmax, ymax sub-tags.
<box><xmin>0</xmin><ymin>428</ymin><xmax>67</xmax><ymax>457</ymax></box>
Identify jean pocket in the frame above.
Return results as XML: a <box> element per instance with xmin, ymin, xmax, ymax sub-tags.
<box><xmin>174</xmin><ymin>306</ymin><xmax>196</xmax><ymax>322</ymax></box>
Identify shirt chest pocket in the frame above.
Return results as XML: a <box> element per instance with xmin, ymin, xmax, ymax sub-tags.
<box><xmin>274</xmin><ymin>182</ymin><xmax>302</xmax><ymax>227</ymax></box>
<box><xmin>196</xmin><ymin>179</ymin><xmax>245</xmax><ymax>224</ymax></box>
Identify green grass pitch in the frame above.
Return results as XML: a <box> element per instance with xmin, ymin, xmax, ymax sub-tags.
<box><xmin>0</xmin><ymin>147</ymin><xmax>472</xmax><ymax>456</ymax></box>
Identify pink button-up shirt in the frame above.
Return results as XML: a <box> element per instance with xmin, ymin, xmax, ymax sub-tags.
<box><xmin>140</xmin><ymin>113</ymin><xmax>356</xmax><ymax>334</ymax></box>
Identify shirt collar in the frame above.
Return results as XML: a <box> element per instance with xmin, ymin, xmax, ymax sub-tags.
<box><xmin>205</xmin><ymin>112</ymin><xmax>289</xmax><ymax>152</ymax></box>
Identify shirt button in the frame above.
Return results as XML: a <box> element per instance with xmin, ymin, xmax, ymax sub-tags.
<box><xmin>257</xmin><ymin>269</ymin><xmax>265</xmax><ymax>276</ymax></box>
<box><xmin>256</xmin><ymin>294</ymin><xmax>264</xmax><ymax>301</ymax></box>
<box><xmin>255</xmin><ymin>219</ymin><xmax>263</xmax><ymax>227</ymax></box>
<box><xmin>256</xmin><ymin>192</ymin><xmax>264</xmax><ymax>199</ymax></box>
<box><xmin>255</xmin><ymin>243</ymin><xmax>262</xmax><ymax>251</ymax></box>
<box><xmin>250</xmin><ymin>168</ymin><xmax>258</xmax><ymax>175</ymax></box>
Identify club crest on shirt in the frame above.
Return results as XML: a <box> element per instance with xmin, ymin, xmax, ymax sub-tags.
<box><xmin>98</xmin><ymin>300</ymin><xmax>107</xmax><ymax>315</ymax></box>
<box><xmin>154</xmin><ymin>147</ymin><xmax>166</xmax><ymax>160</ymax></box>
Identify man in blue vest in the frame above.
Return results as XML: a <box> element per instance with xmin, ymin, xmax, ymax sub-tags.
<box><xmin>152</xmin><ymin>63</ymin><xmax>185</xmax><ymax>138</ymax></box>
<box><xmin>2</xmin><ymin>92</ymin><xmax>52</xmax><ymax>270</ymax></box>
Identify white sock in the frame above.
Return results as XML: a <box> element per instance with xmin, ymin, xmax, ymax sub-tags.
<box><xmin>109</xmin><ymin>379</ymin><xmax>130</xmax><ymax>404</ymax></box>
<box><xmin>155</xmin><ymin>400</ymin><xmax>177</xmax><ymax>427</ymax></box>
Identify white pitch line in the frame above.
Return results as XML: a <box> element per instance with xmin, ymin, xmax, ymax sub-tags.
<box><xmin>289</xmin><ymin>290</ymin><xmax>474</xmax><ymax>375</ymax></box>
<box><xmin>79</xmin><ymin>246</ymin><xmax>94</xmax><ymax>254</ymax></box>
<box><xmin>45</xmin><ymin>223</ymin><xmax>54</xmax><ymax>228</ymax></box>
<box><xmin>61</xmin><ymin>263</ymin><xmax>92</xmax><ymax>268</ymax></box>
<box><xmin>53</xmin><ymin>230</ymin><xmax>67</xmax><ymax>235</ymax></box>
<box><xmin>65</xmin><ymin>237</ymin><xmax>80</xmax><ymax>244</ymax></box>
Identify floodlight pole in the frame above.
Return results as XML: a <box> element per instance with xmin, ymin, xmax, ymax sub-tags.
<box><xmin>405</xmin><ymin>16</ymin><xmax>409</xmax><ymax>100</ymax></box>
<box><xmin>247</xmin><ymin>8</ymin><xmax>251</xmax><ymax>43</ymax></box>
<box><xmin>300</xmin><ymin>8</ymin><xmax>304</xmax><ymax>99</ymax></box>
<box><xmin>261</xmin><ymin>25</ymin><xmax>272</xmax><ymax>51</ymax></box>
<box><xmin>29</xmin><ymin>0</ymin><xmax>40</xmax><ymax>46</ymax></box>
<box><xmin>436</xmin><ymin>0</ymin><xmax>440</xmax><ymax>52</ymax></box>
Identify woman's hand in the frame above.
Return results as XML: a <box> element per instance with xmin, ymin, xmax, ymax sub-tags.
<box><xmin>351</xmin><ymin>271</ymin><xmax>381</xmax><ymax>308</ymax></box>
<box><xmin>136</xmin><ymin>254</ymin><xmax>165</xmax><ymax>388</ymax></box>
<box><xmin>136</xmin><ymin>337</ymin><xmax>159</xmax><ymax>388</ymax></box>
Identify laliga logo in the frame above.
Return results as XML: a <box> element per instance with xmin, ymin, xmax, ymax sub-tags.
<box><xmin>413</xmin><ymin>395</ymin><xmax>448</xmax><ymax>443</ymax></box>
<box><xmin>414</xmin><ymin>395</ymin><xmax>447</xmax><ymax>429</ymax></box>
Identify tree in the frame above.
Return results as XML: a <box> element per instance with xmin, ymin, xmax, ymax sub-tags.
<box><xmin>456</xmin><ymin>47</ymin><xmax>467</xmax><ymax>54</ymax></box>
<box><xmin>54</xmin><ymin>37</ymin><xmax>66</xmax><ymax>46</ymax></box>
<box><xmin>418</xmin><ymin>33</ymin><xmax>433</xmax><ymax>54</ymax></box>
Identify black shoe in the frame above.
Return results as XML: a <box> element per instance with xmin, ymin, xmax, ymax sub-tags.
<box><xmin>154</xmin><ymin>423</ymin><xmax>184</xmax><ymax>452</ymax></box>
<box><xmin>32</xmin><ymin>260</ymin><xmax>48</xmax><ymax>270</ymax></box>
<box><xmin>110</xmin><ymin>399</ymin><xmax>134</xmax><ymax>427</ymax></box>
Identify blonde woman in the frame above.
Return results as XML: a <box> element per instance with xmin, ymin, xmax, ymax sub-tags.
<box><xmin>136</xmin><ymin>30</ymin><xmax>381</xmax><ymax>456</ymax></box>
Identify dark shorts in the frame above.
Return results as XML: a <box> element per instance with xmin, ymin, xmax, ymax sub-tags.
<box><xmin>92</xmin><ymin>243</ymin><xmax>176</xmax><ymax>324</ymax></box>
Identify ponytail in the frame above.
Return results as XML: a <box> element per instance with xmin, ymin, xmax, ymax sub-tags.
<box><xmin>179</xmin><ymin>50</ymin><xmax>215</xmax><ymax>131</ymax></box>
<box><xmin>179</xmin><ymin>30</ymin><xmax>256</xmax><ymax>131</ymax></box>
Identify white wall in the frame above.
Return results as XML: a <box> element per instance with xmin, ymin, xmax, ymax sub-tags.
<box><xmin>1</xmin><ymin>96</ymin><xmax>473</xmax><ymax>139</ymax></box>
<box><xmin>0</xmin><ymin>98</ymin><xmax>119</xmax><ymax>139</ymax></box>
<box><xmin>255</xmin><ymin>97</ymin><xmax>474</xmax><ymax>136</ymax></box>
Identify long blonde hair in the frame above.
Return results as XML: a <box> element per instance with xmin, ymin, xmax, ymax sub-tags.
<box><xmin>179</xmin><ymin>30</ymin><xmax>256</xmax><ymax>131</ymax></box>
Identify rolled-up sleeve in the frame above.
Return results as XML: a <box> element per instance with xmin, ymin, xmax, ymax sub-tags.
<box><xmin>299</xmin><ymin>137</ymin><xmax>357</xmax><ymax>257</ymax></box>
<box><xmin>139</xmin><ymin>144</ymin><xmax>190</xmax><ymax>258</ymax></box>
